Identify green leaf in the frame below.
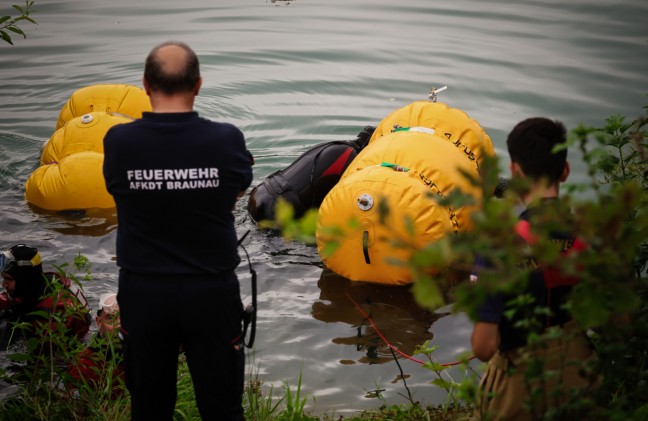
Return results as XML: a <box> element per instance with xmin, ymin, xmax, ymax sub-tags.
<box><xmin>8</xmin><ymin>25</ymin><xmax>25</xmax><ymax>37</ymax></box>
<box><xmin>431</xmin><ymin>378</ymin><xmax>453</xmax><ymax>389</ymax></box>
<box><xmin>0</xmin><ymin>29</ymin><xmax>13</xmax><ymax>44</ymax></box>
<box><xmin>423</xmin><ymin>361</ymin><xmax>446</xmax><ymax>372</ymax></box>
<box><xmin>297</xmin><ymin>209</ymin><xmax>318</xmax><ymax>238</ymax></box>
<box><xmin>413</xmin><ymin>341</ymin><xmax>439</xmax><ymax>355</ymax></box>
<box><xmin>12</xmin><ymin>5</ymin><xmax>24</xmax><ymax>13</ymax></box>
<box><xmin>411</xmin><ymin>275</ymin><xmax>444</xmax><ymax>310</ymax></box>
<box><xmin>320</xmin><ymin>241</ymin><xmax>339</xmax><ymax>258</ymax></box>
<box><xmin>0</xmin><ymin>15</ymin><xmax>11</xmax><ymax>24</ymax></box>
<box><xmin>73</xmin><ymin>253</ymin><xmax>90</xmax><ymax>269</ymax></box>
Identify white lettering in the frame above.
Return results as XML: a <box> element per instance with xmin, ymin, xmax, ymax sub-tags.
<box><xmin>126</xmin><ymin>167</ymin><xmax>220</xmax><ymax>190</ymax></box>
<box><xmin>129</xmin><ymin>181</ymin><xmax>164</xmax><ymax>190</ymax></box>
<box><xmin>165</xmin><ymin>179</ymin><xmax>220</xmax><ymax>190</ymax></box>
<box><xmin>174</xmin><ymin>168</ymin><xmax>188</xmax><ymax>179</ymax></box>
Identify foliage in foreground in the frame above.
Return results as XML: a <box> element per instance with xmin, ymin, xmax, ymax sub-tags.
<box><xmin>0</xmin><ymin>258</ymin><xmax>466</xmax><ymax>420</ymax></box>
<box><xmin>275</xmin><ymin>103</ymin><xmax>648</xmax><ymax>419</ymax></box>
<box><xmin>1</xmin><ymin>105</ymin><xmax>647</xmax><ymax>420</ymax></box>
<box><xmin>408</xmin><ymin>105</ymin><xmax>648</xmax><ymax>419</ymax></box>
<box><xmin>0</xmin><ymin>1</ymin><xmax>36</xmax><ymax>45</ymax></box>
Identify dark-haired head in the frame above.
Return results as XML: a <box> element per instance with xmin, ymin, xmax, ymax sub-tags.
<box><xmin>144</xmin><ymin>41</ymin><xmax>200</xmax><ymax>95</ymax></box>
<box><xmin>507</xmin><ymin>117</ymin><xmax>568</xmax><ymax>184</ymax></box>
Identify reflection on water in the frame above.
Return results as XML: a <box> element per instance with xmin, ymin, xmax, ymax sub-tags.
<box><xmin>313</xmin><ymin>270</ymin><xmax>444</xmax><ymax>364</ymax></box>
<box><xmin>26</xmin><ymin>206</ymin><xmax>118</xmax><ymax>237</ymax></box>
<box><xmin>1</xmin><ymin>0</ymin><xmax>647</xmax><ymax>414</ymax></box>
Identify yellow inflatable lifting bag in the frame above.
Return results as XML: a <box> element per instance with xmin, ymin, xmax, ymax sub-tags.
<box><xmin>55</xmin><ymin>84</ymin><xmax>151</xmax><ymax>130</ymax></box>
<box><xmin>26</xmin><ymin>152</ymin><xmax>114</xmax><ymax>210</ymax></box>
<box><xmin>317</xmin><ymin>101</ymin><xmax>493</xmax><ymax>285</ymax></box>
<box><xmin>368</xmin><ymin>101</ymin><xmax>494</xmax><ymax>171</ymax></box>
<box><xmin>26</xmin><ymin>112</ymin><xmax>132</xmax><ymax>210</ymax></box>
<box><xmin>317</xmin><ymin>131</ymin><xmax>482</xmax><ymax>285</ymax></box>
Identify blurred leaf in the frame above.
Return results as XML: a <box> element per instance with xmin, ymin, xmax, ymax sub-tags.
<box><xmin>411</xmin><ymin>275</ymin><xmax>444</xmax><ymax>310</ymax></box>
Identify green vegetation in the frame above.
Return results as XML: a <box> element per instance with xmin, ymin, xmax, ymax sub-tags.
<box><xmin>1</xmin><ymin>1</ymin><xmax>36</xmax><ymax>45</ymax></box>
<box><xmin>407</xmin><ymin>105</ymin><xmax>648</xmax><ymax>419</ymax></box>
<box><xmin>1</xmin><ymin>106</ymin><xmax>646</xmax><ymax>419</ymax></box>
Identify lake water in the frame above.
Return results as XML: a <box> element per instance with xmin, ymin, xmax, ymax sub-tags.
<box><xmin>1</xmin><ymin>0</ymin><xmax>646</xmax><ymax>415</ymax></box>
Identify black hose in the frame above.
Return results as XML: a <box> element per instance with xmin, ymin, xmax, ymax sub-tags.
<box><xmin>238</xmin><ymin>231</ymin><xmax>257</xmax><ymax>349</ymax></box>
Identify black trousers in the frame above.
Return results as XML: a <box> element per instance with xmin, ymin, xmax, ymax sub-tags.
<box><xmin>118</xmin><ymin>270</ymin><xmax>245</xmax><ymax>421</ymax></box>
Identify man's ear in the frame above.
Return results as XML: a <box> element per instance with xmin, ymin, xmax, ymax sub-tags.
<box><xmin>194</xmin><ymin>76</ymin><xmax>203</xmax><ymax>96</ymax></box>
<box><xmin>559</xmin><ymin>161</ymin><xmax>570</xmax><ymax>182</ymax></box>
<box><xmin>510</xmin><ymin>161</ymin><xmax>525</xmax><ymax>178</ymax></box>
<box><xmin>143</xmin><ymin>78</ymin><xmax>151</xmax><ymax>96</ymax></box>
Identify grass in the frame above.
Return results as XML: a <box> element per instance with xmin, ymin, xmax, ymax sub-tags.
<box><xmin>0</xmin><ymin>354</ymin><xmax>471</xmax><ymax>420</ymax></box>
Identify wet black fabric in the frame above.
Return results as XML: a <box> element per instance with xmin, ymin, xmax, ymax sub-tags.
<box><xmin>246</xmin><ymin>126</ymin><xmax>374</xmax><ymax>222</ymax></box>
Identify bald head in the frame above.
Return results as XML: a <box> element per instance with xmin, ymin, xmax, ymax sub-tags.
<box><xmin>144</xmin><ymin>41</ymin><xmax>200</xmax><ymax>95</ymax></box>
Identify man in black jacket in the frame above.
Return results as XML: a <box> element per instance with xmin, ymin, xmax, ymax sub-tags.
<box><xmin>103</xmin><ymin>41</ymin><xmax>254</xmax><ymax>421</ymax></box>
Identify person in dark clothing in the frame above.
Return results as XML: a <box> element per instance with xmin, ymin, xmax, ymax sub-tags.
<box><xmin>247</xmin><ymin>126</ymin><xmax>375</xmax><ymax>223</ymax></box>
<box><xmin>0</xmin><ymin>244</ymin><xmax>91</xmax><ymax>349</ymax></box>
<box><xmin>103</xmin><ymin>41</ymin><xmax>253</xmax><ymax>421</ymax></box>
<box><xmin>470</xmin><ymin>118</ymin><xmax>595</xmax><ymax>420</ymax></box>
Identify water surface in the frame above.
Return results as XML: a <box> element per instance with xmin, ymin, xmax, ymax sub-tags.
<box><xmin>1</xmin><ymin>0</ymin><xmax>646</xmax><ymax>414</ymax></box>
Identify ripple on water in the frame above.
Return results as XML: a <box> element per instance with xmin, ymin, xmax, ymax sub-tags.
<box><xmin>2</xmin><ymin>0</ymin><xmax>647</xmax><ymax>414</ymax></box>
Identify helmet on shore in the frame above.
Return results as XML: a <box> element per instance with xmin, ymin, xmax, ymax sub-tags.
<box><xmin>1</xmin><ymin>244</ymin><xmax>45</xmax><ymax>301</ymax></box>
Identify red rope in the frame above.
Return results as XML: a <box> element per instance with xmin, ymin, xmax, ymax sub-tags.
<box><xmin>344</xmin><ymin>290</ymin><xmax>474</xmax><ymax>367</ymax></box>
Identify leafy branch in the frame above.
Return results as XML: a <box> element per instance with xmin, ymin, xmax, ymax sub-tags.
<box><xmin>1</xmin><ymin>1</ymin><xmax>37</xmax><ymax>45</ymax></box>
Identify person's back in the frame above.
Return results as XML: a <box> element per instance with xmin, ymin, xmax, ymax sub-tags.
<box><xmin>104</xmin><ymin>113</ymin><xmax>252</xmax><ymax>274</ymax></box>
<box><xmin>470</xmin><ymin>118</ymin><xmax>596</xmax><ymax>420</ymax></box>
<box><xmin>103</xmin><ymin>41</ymin><xmax>253</xmax><ymax>421</ymax></box>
